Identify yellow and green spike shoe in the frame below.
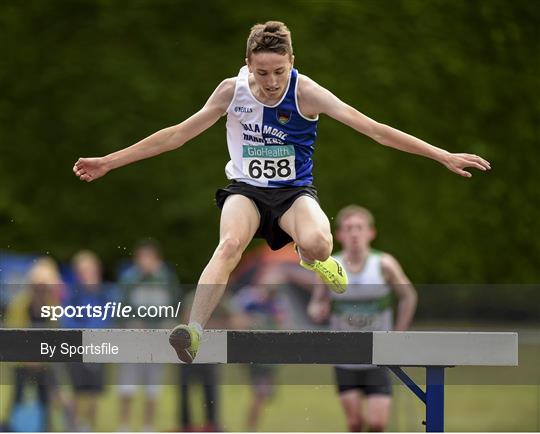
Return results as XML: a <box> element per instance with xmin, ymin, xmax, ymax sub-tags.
<box><xmin>169</xmin><ymin>324</ymin><xmax>200</xmax><ymax>363</ymax></box>
<box><xmin>300</xmin><ymin>256</ymin><xmax>348</xmax><ymax>294</ymax></box>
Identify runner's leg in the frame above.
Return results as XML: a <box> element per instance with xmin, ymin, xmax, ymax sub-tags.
<box><xmin>188</xmin><ymin>194</ymin><xmax>260</xmax><ymax>327</ymax></box>
<box><xmin>278</xmin><ymin>195</ymin><xmax>333</xmax><ymax>262</ymax></box>
<box><xmin>279</xmin><ymin>195</ymin><xmax>347</xmax><ymax>293</ymax></box>
<box><xmin>365</xmin><ymin>395</ymin><xmax>392</xmax><ymax>431</ymax></box>
<box><xmin>339</xmin><ymin>390</ymin><xmax>365</xmax><ymax>432</ymax></box>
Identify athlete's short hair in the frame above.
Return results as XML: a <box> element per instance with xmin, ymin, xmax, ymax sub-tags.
<box><xmin>246</xmin><ymin>21</ymin><xmax>293</xmax><ymax>59</ymax></box>
<box><xmin>336</xmin><ymin>205</ymin><xmax>375</xmax><ymax>228</ymax></box>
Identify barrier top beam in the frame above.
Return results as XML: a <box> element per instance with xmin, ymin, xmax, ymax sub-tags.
<box><xmin>0</xmin><ymin>329</ymin><xmax>518</xmax><ymax>365</ymax></box>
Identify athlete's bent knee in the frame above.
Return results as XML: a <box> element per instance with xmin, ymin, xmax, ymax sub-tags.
<box><xmin>299</xmin><ymin>230</ymin><xmax>332</xmax><ymax>260</ymax></box>
<box><xmin>215</xmin><ymin>237</ymin><xmax>244</xmax><ymax>262</ymax></box>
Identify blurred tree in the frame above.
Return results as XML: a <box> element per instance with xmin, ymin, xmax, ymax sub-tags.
<box><xmin>1</xmin><ymin>0</ymin><xmax>538</xmax><ymax>317</ymax></box>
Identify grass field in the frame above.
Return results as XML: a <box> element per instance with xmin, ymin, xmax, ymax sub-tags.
<box><xmin>1</xmin><ymin>367</ymin><xmax>538</xmax><ymax>431</ymax></box>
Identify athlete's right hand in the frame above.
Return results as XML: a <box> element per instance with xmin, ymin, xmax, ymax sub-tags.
<box><xmin>73</xmin><ymin>157</ymin><xmax>110</xmax><ymax>182</ymax></box>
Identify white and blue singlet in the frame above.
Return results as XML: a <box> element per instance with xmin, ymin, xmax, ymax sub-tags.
<box><xmin>224</xmin><ymin>66</ymin><xmax>318</xmax><ymax>188</ymax></box>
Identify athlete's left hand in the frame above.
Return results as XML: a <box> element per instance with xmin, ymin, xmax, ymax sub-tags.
<box><xmin>442</xmin><ymin>153</ymin><xmax>491</xmax><ymax>178</ymax></box>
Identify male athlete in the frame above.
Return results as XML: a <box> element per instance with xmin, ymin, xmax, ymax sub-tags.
<box><xmin>73</xmin><ymin>22</ymin><xmax>490</xmax><ymax>363</ymax></box>
<box><xmin>309</xmin><ymin>205</ymin><xmax>417</xmax><ymax>431</ymax></box>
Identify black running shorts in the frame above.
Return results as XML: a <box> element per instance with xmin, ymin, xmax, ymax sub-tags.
<box><xmin>215</xmin><ymin>181</ymin><xmax>319</xmax><ymax>250</ymax></box>
<box><xmin>334</xmin><ymin>366</ymin><xmax>393</xmax><ymax>396</ymax></box>
<box><xmin>68</xmin><ymin>363</ymin><xmax>105</xmax><ymax>392</ymax></box>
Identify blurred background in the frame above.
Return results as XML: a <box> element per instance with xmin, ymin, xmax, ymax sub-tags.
<box><xmin>1</xmin><ymin>0</ymin><xmax>539</xmax><ymax>431</ymax></box>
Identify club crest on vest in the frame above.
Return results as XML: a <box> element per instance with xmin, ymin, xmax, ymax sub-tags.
<box><xmin>276</xmin><ymin>109</ymin><xmax>291</xmax><ymax>125</ymax></box>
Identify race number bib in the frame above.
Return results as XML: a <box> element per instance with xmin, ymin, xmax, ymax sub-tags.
<box><xmin>242</xmin><ymin>145</ymin><xmax>296</xmax><ymax>181</ymax></box>
<box><xmin>336</xmin><ymin>313</ymin><xmax>378</xmax><ymax>329</ymax></box>
<box><xmin>331</xmin><ymin>299</ymin><xmax>387</xmax><ymax>331</ymax></box>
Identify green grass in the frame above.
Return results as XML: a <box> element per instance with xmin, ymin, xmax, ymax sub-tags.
<box><xmin>1</xmin><ymin>370</ymin><xmax>538</xmax><ymax>431</ymax></box>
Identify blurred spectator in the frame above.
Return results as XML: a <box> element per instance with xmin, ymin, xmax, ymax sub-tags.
<box><xmin>4</xmin><ymin>257</ymin><xmax>69</xmax><ymax>431</ymax></box>
<box><xmin>5</xmin><ymin>257</ymin><xmax>63</xmax><ymax>327</ymax></box>
<box><xmin>0</xmin><ymin>252</ymin><xmax>39</xmax><ymax>325</ymax></box>
<box><xmin>230</xmin><ymin>243</ymin><xmax>309</xmax><ymax>290</ymax></box>
<box><xmin>62</xmin><ymin>250</ymin><xmax>115</xmax><ymax>431</ymax></box>
<box><xmin>230</xmin><ymin>243</ymin><xmax>315</xmax><ymax>329</ymax></box>
<box><xmin>227</xmin><ymin>243</ymin><xmax>314</xmax><ymax>431</ymax></box>
<box><xmin>177</xmin><ymin>290</ymin><xmax>230</xmax><ymax>432</ymax></box>
<box><xmin>230</xmin><ymin>284</ymin><xmax>288</xmax><ymax>431</ymax></box>
<box><xmin>117</xmin><ymin>238</ymin><xmax>180</xmax><ymax>431</ymax></box>
<box><xmin>308</xmin><ymin>205</ymin><xmax>417</xmax><ymax>432</ymax></box>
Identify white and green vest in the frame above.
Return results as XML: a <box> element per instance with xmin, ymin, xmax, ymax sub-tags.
<box><xmin>330</xmin><ymin>250</ymin><xmax>393</xmax><ymax>369</ymax></box>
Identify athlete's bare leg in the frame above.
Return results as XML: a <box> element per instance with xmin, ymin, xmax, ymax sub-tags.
<box><xmin>365</xmin><ymin>395</ymin><xmax>391</xmax><ymax>432</ymax></box>
<box><xmin>339</xmin><ymin>390</ymin><xmax>365</xmax><ymax>432</ymax></box>
<box><xmin>188</xmin><ymin>194</ymin><xmax>260</xmax><ymax>327</ymax></box>
<box><xmin>338</xmin><ymin>390</ymin><xmax>392</xmax><ymax>432</ymax></box>
<box><xmin>278</xmin><ymin>195</ymin><xmax>333</xmax><ymax>262</ymax></box>
<box><xmin>246</xmin><ymin>390</ymin><xmax>268</xmax><ymax>431</ymax></box>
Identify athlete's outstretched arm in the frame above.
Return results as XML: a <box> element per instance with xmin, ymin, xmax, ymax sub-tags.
<box><xmin>73</xmin><ymin>79</ymin><xmax>235</xmax><ymax>182</ymax></box>
<box><xmin>300</xmin><ymin>77</ymin><xmax>491</xmax><ymax>177</ymax></box>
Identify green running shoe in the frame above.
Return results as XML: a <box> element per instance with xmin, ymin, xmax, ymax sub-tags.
<box><xmin>300</xmin><ymin>256</ymin><xmax>348</xmax><ymax>294</ymax></box>
<box><xmin>169</xmin><ymin>324</ymin><xmax>200</xmax><ymax>363</ymax></box>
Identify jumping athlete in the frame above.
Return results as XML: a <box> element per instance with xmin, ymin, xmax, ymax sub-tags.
<box><xmin>73</xmin><ymin>21</ymin><xmax>490</xmax><ymax>363</ymax></box>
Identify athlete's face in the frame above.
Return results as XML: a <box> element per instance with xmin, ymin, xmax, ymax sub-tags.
<box><xmin>246</xmin><ymin>52</ymin><xmax>294</xmax><ymax>100</ymax></box>
<box><xmin>336</xmin><ymin>214</ymin><xmax>376</xmax><ymax>253</ymax></box>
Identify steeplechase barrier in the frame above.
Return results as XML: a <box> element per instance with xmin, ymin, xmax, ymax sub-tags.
<box><xmin>0</xmin><ymin>329</ymin><xmax>518</xmax><ymax>432</ymax></box>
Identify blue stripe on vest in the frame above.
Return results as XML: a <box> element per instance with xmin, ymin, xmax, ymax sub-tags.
<box><xmin>260</xmin><ymin>69</ymin><xmax>317</xmax><ymax>187</ymax></box>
